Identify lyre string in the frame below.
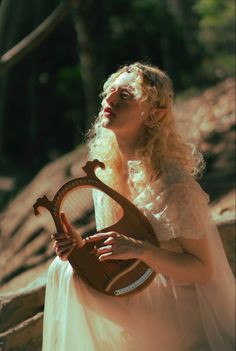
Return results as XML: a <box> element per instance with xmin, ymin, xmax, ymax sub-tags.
<box><xmin>33</xmin><ymin>160</ymin><xmax>157</xmax><ymax>295</ymax></box>
<box><xmin>60</xmin><ymin>187</ymin><xmax>124</xmax><ymax>281</ymax></box>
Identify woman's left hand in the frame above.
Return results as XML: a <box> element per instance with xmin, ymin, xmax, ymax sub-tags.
<box><xmin>85</xmin><ymin>232</ymin><xmax>146</xmax><ymax>261</ymax></box>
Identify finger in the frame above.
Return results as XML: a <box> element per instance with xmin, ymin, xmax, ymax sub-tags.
<box><xmin>51</xmin><ymin>233</ymin><xmax>71</xmax><ymax>241</ymax></box>
<box><xmin>60</xmin><ymin>212</ymin><xmax>75</xmax><ymax>235</ymax></box>
<box><xmin>98</xmin><ymin>252</ymin><xmax>115</xmax><ymax>261</ymax></box>
<box><xmin>56</xmin><ymin>244</ymin><xmax>75</xmax><ymax>258</ymax></box>
<box><xmin>57</xmin><ymin>249</ymin><xmax>72</xmax><ymax>261</ymax></box>
<box><xmin>85</xmin><ymin>232</ymin><xmax>116</xmax><ymax>243</ymax></box>
<box><xmin>55</xmin><ymin>239</ymin><xmax>76</xmax><ymax>248</ymax></box>
<box><xmin>103</xmin><ymin>237</ymin><xmax>115</xmax><ymax>244</ymax></box>
<box><xmin>61</xmin><ymin>214</ymin><xmax>85</xmax><ymax>248</ymax></box>
<box><xmin>57</xmin><ymin>251</ymin><xmax>67</xmax><ymax>261</ymax></box>
<box><xmin>54</xmin><ymin>241</ymin><xmax>75</xmax><ymax>251</ymax></box>
<box><xmin>58</xmin><ymin>243</ymin><xmax>76</xmax><ymax>253</ymax></box>
<box><xmin>94</xmin><ymin>245</ymin><xmax>113</xmax><ymax>256</ymax></box>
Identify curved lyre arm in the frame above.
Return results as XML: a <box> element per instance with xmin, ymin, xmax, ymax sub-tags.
<box><xmin>33</xmin><ymin>193</ymin><xmax>85</xmax><ymax>247</ymax></box>
<box><xmin>33</xmin><ymin>195</ymin><xmax>65</xmax><ymax>233</ymax></box>
<box><xmin>83</xmin><ymin>160</ymin><xmax>138</xmax><ymax>214</ymax></box>
<box><xmin>33</xmin><ymin>159</ymin><xmax>150</xmax><ymax>248</ymax></box>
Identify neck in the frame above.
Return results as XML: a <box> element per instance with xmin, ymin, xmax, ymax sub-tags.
<box><xmin>115</xmin><ymin>134</ymin><xmax>141</xmax><ymax>176</ymax></box>
<box><xmin>116</xmin><ymin>125</ymin><xmax>145</xmax><ymax>157</ymax></box>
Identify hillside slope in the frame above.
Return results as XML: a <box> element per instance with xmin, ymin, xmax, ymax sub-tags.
<box><xmin>0</xmin><ymin>78</ymin><xmax>235</xmax><ymax>351</ymax></box>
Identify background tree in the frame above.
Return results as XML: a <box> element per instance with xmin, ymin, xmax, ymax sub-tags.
<box><xmin>193</xmin><ymin>0</ymin><xmax>235</xmax><ymax>80</ymax></box>
<box><xmin>0</xmin><ymin>0</ymin><xmax>234</xmax><ymax>187</ymax></box>
<box><xmin>0</xmin><ymin>4</ymin><xmax>234</xmax><ymax>347</ymax></box>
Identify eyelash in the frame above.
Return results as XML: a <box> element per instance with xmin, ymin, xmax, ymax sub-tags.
<box><xmin>108</xmin><ymin>88</ymin><xmax>134</xmax><ymax>100</ymax></box>
<box><xmin>121</xmin><ymin>91</ymin><xmax>133</xmax><ymax>100</ymax></box>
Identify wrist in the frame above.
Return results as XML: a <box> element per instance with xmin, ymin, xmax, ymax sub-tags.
<box><xmin>138</xmin><ymin>241</ymin><xmax>155</xmax><ymax>262</ymax></box>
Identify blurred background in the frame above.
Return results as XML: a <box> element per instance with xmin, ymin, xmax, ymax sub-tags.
<box><xmin>0</xmin><ymin>0</ymin><xmax>235</xmax><ymax>203</ymax></box>
<box><xmin>0</xmin><ymin>0</ymin><xmax>235</xmax><ymax>349</ymax></box>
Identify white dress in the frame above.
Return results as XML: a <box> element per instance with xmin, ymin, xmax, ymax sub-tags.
<box><xmin>42</xmin><ymin>162</ymin><xmax>235</xmax><ymax>351</ymax></box>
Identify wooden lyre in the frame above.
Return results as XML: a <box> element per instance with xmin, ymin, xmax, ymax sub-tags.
<box><xmin>33</xmin><ymin>159</ymin><xmax>159</xmax><ymax>296</ymax></box>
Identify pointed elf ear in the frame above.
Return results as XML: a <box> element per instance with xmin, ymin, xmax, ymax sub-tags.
<box><xmin>144</xmin><ymin>107</ymin><xmax>167</xmax><ymax>127</ymax></box>
<box><xmin>152</xmin><ymin>107</ymin><xmax>167</xmax><ymax>119</ymax></box>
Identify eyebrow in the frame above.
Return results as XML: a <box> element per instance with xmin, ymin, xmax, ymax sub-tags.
<box><xmin>110</xmin><ymin>84</ymin><xmax>135</xmax><ymax>92</ymax></box>
<box><xmin>101</xmin><ymin>84</ymin><xmax>135</xmax><ymax>99</ymax></box>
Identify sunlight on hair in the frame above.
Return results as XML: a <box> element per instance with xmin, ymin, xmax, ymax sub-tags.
<box><xmin>87</xmin><ymin>62</ymin><xmax>205</xmax><ymax>203</ymax></box>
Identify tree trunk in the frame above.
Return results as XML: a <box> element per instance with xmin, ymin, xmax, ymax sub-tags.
<box><xmin>0</xmin><ymin>0</ymin><xmax>74</xmax><ymax>163</ymax></box>
<box><xmin>159</xmin><ymin>0</ymin><xmax>173</xmax><ymax>74</ymax></box>
<box><xmin>166</xmin><ymin>0</ymin><xmax>199</xmax><ymax>55</ymax></box>
<box><xmin>0</xmin><ymin>0</ymin><xmax>73</xmax><ymax>75</ymax></box>
<box><xmin>72</xmin><ymin>2</ymin><xmax>98</xmax><ymax>128</ymax></box>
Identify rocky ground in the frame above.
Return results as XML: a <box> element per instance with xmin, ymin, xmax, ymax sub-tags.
<box><xmin>0</xmin><ymin>78</ymin><xmax>235</xmax><ymax>350</ymax></box>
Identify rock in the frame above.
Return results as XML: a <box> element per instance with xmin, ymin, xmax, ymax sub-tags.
<box><xmin>175</xmin><ymin>78</ymin><xmax>235</xmax><ymax>202</ymax></box>
<box><xmin>0</xmin><ymin>146</ymin><xmax>88</xmax><ymax>290</ymax></box>
<box><xmin>0</xmin><ymin>277</ymin><xmax>46</xmax><ymax>351</ymax></box>
<box><xmin>0</xmin><ymin>312</ymin><xmax>43</xmax><ymax>351</ymax></box>
<box><xmin>0</xmin><ymin>79</ymin><xmax>235</xmax><ymax>350</ymax></box>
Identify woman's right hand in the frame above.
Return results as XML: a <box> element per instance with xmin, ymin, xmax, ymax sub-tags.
<box><xmin>51</xmin><ymin>212</ymin><xmax>77</xmax><ymax>261</ymax></box>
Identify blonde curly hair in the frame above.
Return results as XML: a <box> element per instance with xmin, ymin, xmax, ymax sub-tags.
<box><xmin>87</xmin><ymin>62</ymin><xmax>205</xmax><ymax>200</ymax></box>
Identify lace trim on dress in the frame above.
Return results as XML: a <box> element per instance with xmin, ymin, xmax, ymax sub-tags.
<box><xmin>134</xmin><ymin>182</ymin><xmax>210</xmax><ymax>242</ymax></box>
<box><xmin>93</xmin><ymin>165</ymin><xmax>211</xmax><ymax>243</ymax></box>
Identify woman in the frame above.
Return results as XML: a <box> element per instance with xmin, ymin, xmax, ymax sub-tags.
<box><xmin>43</xmin><ymin>62</ymin><xmax>235</xmax><ymax>351</ymax></box>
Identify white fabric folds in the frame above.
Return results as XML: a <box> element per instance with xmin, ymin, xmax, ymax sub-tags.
<box><xmin>42</xmin><ymin>162</ymin><xmax>235</xmax><ymax>351</ymax></box>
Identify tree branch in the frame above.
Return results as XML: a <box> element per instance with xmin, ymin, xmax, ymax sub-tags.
<box><xmin>0</xmin><ymin>0</ymin><xmax>76</xmax><ymax>75</ymax></box>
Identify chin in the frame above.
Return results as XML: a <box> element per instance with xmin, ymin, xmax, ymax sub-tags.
<box><xmin>102</xmin><ymin>117</ymin><xmax>114</xmax><ymax>130</ymax></box>
<box><xmin>102</xmin><ymin>118</ymin><xmax>110</xmax><ymax>129</ymax></box>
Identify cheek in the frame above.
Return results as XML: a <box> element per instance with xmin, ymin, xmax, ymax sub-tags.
<box><xmin>127</xmin><ymin>111</ymin><xmax>145</xmax><ymax>130</ymax></box>
<box><xmin>115</xmin><ymin>100</ymin><xmax>130</xmax><ymax>111</ymax></box>
<box><xmin>116</xmin><ymin>101</ymin><xmax>144</xmax><ymax>117</ymax></box>
<box><xmin>131</xmin><ymin>106</ymin><xmax>147</xmax><ymax>121</ymax></box>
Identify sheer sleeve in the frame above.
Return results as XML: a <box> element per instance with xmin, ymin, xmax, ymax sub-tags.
<box><xmin>134</xmin><ymin>181</ymin><xmax>211</xmax><ymax>242</ymax></box>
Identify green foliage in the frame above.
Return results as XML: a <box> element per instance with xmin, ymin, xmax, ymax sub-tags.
<box><xmin>0</xmin><ymin>0</ymin><xmax>235</xmax><ymax>172</ymax></box>
<box><xmin>57</xmin><ymin>66</ymin><xmax>82</xmax><ymax>108</ymax></box>
<box><xmin>193</xmin><ymin>0</ymin><xmax>235</xmax><ymax>78</ymax></box>
<box><xmin>56</xmin><ymin>66</ymin><xmax>86</xmax><ymax>143</ymax></box>
<box><xmin>194</xmin><ymin>0</ymin><xmax>235</xmax><ymax>51</ymax></box>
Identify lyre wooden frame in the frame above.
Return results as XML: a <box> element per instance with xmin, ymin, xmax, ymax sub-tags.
<box><xmin>33</xmin><ymin>159</ymin><xmax>159</xmax><ymax>297</ymax></box>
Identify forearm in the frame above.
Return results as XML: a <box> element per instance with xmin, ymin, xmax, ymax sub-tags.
<box><xmin>139</xmin><ymin>242</ymin><xmax>212</xmax><ymax>285</ymax></box>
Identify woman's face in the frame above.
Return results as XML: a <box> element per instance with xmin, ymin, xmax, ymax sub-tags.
<box><xmin>101</xmin><ymin>71</ymin><xmax>150</xmax><ymax>139</ymax></box>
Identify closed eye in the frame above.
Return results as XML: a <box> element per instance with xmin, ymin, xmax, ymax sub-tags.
<box><xmin>119</xmin><ymin>89</ymin><xmax>134</xmax><ymax>100</ymax></box>
<box><xmin>103</xmin><ymin>86</ymin><xmax>135</xmax><ymax>101</ymax></box>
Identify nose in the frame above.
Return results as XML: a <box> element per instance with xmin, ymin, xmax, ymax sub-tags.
<box><xmin>106</xmin><ymin>89</ymin><xmax>118</xmax><ymax>105</ymax></box>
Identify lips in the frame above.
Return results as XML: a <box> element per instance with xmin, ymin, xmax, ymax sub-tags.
<box><xmin>104</xmin><ymin>106</ymin><xmax>115</xmax><ymax>116</ymax></box>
